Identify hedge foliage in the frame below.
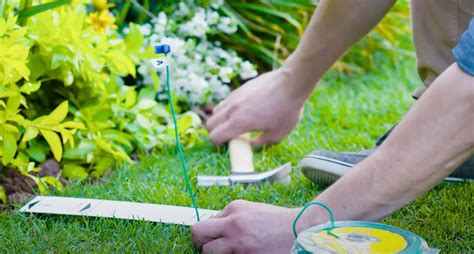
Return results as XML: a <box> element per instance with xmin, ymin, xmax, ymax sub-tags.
<box><xmin>0</xmin><ymin>1</ymin><xmax>207</xmax><ymax>202</ymax></box>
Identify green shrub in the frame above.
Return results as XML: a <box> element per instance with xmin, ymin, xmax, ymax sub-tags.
<box><xmin>0</xmin><ymin>1</ymin><xmax>206</xmax><ymax>202</ymax></box>
<box><xmin>221</xmin><ymin>0</ymin><xmax>413</xmax><ymax>72</ymax></box>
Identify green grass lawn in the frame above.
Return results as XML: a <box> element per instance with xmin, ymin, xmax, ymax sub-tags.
<box><xmin>1</xmin><ymin>59</ymin><xmax>473</xmax><ymax>253</ymax></box>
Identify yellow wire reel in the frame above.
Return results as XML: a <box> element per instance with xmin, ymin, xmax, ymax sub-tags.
<box><xmin>292</xmin><ymin>221</ymin><xmax>440</xmax><ymax>254</ymax></box>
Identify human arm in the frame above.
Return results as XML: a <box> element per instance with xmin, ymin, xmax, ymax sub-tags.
<box><xmin>207</xmin><ymin>0</ymin><xmax>396</xmax><ymax>145</ymax></box>
<box><xmin>192</xmin><ymin>63</ymin><xmax>474</xmax><ymax>253</ymax></box>
<box><xmin>300</xmin><ymin>63</ymin><xmax>474</xmax><ymax>227</ymax></box>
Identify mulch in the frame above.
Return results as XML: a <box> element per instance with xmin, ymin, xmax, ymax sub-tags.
<box><xmin>0</xmin><ymin>160</ymin><xmax>66</xmax><ymax>208</ymax></box>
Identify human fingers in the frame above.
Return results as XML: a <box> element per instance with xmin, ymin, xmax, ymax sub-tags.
<box><xmin>191</xmin><ymin>217</ymin><xmax>229</xmax><ymax>248</ymax></box>
<box><xmin>206</xmin><ymin>106</ymin><xmax>230</xmax><ymax>132</ymax></box>
<box><xmin>251</xmin><ymin>130</ymin><xmax>283</xmax><ymax>149</ymax></box>
<box><xmin>208</xmin><ymin>120</ymin><xmax>247</xmax><ymax>145</ymax></box>
<box><xmin>202</xmin><ymin>237</ymin><xmax>234</xmax><ymax>254</ymax></box>
<box><xmin>212</xmin><ymin>99</ymin><xmax>229</xmax><ymax>115</ymax></box>
<box><xmin>213</xmin><ymin>209</ymin><xmax>230</xmax><ymax>219</ymax></box>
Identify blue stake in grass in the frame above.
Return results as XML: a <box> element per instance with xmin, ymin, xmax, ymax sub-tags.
<box><xmin>154</xmin><ymin>44</ymin><xmax>200</xmax><ymax>222</ymax></box>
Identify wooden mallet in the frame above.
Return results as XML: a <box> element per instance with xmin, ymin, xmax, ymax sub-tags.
<box><xmin>197</xmin><ymin>134</ymin><xmax>292</xmax><ymax>186</ymax></box>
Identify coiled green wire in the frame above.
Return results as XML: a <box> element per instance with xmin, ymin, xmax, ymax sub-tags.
<box><xmin>293</xmin><ymin>201</ymin><xmax>337</xmax><ymax>238</ymax></box>
<box><xmin>165</xmin><ymin>60</ymin><xmax>200</xmax><ymax>222</ymax></box>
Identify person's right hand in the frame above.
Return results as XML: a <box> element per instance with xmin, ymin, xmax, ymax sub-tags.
<box><xmin>206</xmin><ymin>69</ymin><xmax>306</xmax><ymax>147</ymax></box>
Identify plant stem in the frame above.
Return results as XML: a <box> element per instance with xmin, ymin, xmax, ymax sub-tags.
<box><xmin>117</xmin><ymin>0</ymin><xmax>132</xmax><ymax>26</ymax></box>
<box><xmin>130</xmin><ymin>0</ymin><xmax>156</xmax><ymax>20</ymax></box>
<box><xmin>18</xmin><ymin>0</ymin><xmax>32</xmax><ymax>25</ymax></box>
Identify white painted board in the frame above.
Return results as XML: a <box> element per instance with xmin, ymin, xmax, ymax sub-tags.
<box><xmin>19</xmin><ymin>196</ymin><xmax>219</xmax><ymax>226</ymax></box>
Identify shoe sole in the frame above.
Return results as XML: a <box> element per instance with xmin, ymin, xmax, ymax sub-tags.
<box><xmin>300</xmin><ymin>156</ymin><xmax>473</xmax><ymax>185</ymax></box>
<box><xmin>300</xmin><ymin>155</ymin><xmax>353</xmax><ymax>186</ymax></box>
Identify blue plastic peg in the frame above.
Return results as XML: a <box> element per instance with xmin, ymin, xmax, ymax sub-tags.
<box><xmin>154</xmin><ymin>44</ymin><xmax>171</xmax><ymax>54</ymax></box>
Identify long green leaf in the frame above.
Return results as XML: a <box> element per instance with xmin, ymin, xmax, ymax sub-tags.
<box><xmin>0</xmin><ymin>0</ymin><xmax>8</xmax><ymax>19</ymax></box>
<box><xmin>229</xmin><ymin>2</ymin><xmax>304</xmax><ymax>34</ymax></box>
<box><xmin>18</xmin><ymin>0</ymin><xmax>71</xmax><ymax>20</ymax></box>
<box><xmin>117</xmin><ymin>0</ymin><xmax>132</xmax><ymax>25</ymax></box>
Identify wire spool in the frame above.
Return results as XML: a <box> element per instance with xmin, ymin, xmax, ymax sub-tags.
<box><xmin>291</xmin><ymin>221</ymin><xmax>440</xmax><ymax>254</ymax></box>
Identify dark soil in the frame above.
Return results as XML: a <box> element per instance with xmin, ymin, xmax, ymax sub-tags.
<box><xmin>0</xmin><ymin>160</ymin><xmax>65</xmax><ymax>207</ymax></box>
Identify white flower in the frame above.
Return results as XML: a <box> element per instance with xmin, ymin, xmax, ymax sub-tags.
<box><xmin>228</xmin><ymin>56</ymin><xmax>241</xmax><ymax>65</ymax></box>
<box><xmin>179</xmin><ymin>8</ymin><xmax>209</xmax><ymax>37</ymax></box>
<box><xmin>175</xmin><ymin>2</ymin><xmax>190</xmax><ymax>17</ymax></box>
<box><xmin>188</xmin><ymin>73</ymin><xmax>209</xmax><ymax>91</ymax></box>
<box><xmin>194</xmin><ymin>53</ymin><xmax>203</xmax><ymax>62</ymax></box>
<box><xmin>152</xmin><ymin>12</ymin><xmax>167</xmax><ymax>35</ymax></box>
<box><xmin>219</xmin><ymin>67</ymin><xmax>233</xmax><ymax>83</ymax></box>
<box><xmin>136</xmin><ymin>4</ymin><xmax>258</xmax><ymax>105</ymax></box>
<box><xmin>152</xmin><ymin>12</ymin><xmax>167</xmax><ymax>26</ymax></box>
<box><xmin>217</xmin><ymin>17</ymin><xmax>238</xmax><ymax>34</ymax></box>
<box><xmin>160</xmin><ymin>37</ymin><xmax>186</xmax><ymax>57</ymax></box>
<box><xmin>213</xmin><ymin>48</ymin><xmax>230</xmax><ymax>59</ymax></box>
<box><xmin>149</xmin><ymin>34</ymin><xmax>160</xmax><ymax>44</ymax></box>
<box><xmin>240</xmin><ymin>61</ymin><xmax>258</xmax><ymax>80</ymax></box>
<box><xmin>211</xmin><ymin>0</ymin><xmax>224</xmax><ymax>9</ymax></box>
<box><xmin>209</xmin><ymin>75</ymin><xmax>229</xmax><ymax>100</ymax></box>
<box><xmin>206</xmin><ymin>10</ymin><xmax>220</xmax><ymax>25</ymax></box>
<box><xmin>138</xmin><ymin>64</ymin><xmax>148</xmax><ymax>75</ymax></box>
<box><xmin>138</xmin><ymin>24</ymin><xmax>152</xmax><ymax>36</ymax></box>
<box><xmin>205</xmin><ymin>57</ymin><xmax>218</xmax><ymax>68</ymax></box>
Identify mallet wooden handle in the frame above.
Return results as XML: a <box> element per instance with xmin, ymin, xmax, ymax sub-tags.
<box><xmin>229</xmin><ymin>134</ymin><xmax>255</xmax><ymax>174</ymax></box>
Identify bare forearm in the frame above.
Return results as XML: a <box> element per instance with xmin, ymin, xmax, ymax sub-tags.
<box><xmin>302</xmin><ymin>64</ymin><xmax>474</xmax><ymax>226</ymax></box>
<box><xmin>282</xmin><ymin>0</ymin><xmax>396</xmax><ymax>102</ymax></box>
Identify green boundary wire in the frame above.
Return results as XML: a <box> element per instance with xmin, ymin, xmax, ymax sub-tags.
<box><xmin>165</xmin><ymin>60</ymin><xmax>200</xmax><ymax>222</ymax></box>
<box><xmin>293</xmin><ymin>201</ymin><xmax>337</xmax><ymax>238</ymax></box>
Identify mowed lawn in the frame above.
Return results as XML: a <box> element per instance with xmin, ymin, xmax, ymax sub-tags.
<box><xmin>1</xmin><ymin>59</ymin><xmax>472</xmax><ymax>253</ymax></box>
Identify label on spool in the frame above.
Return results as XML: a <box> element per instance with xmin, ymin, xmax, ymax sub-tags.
<box><xmin>292</xmin><ymin>221</ymin><xmax>440</xmax><ymax>254</ymax></box>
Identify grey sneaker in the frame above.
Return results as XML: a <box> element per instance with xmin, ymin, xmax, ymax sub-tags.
<box><xmin>300</xmin><ymin>149</ymin><xmax>473</xmax><ymax>185</ymax></box>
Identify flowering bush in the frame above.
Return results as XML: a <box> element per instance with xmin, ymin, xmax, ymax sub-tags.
<box><xmin>126</xmin><ymin>1</ymin><xmax>258</xmax><ymax>105</ymax></box>
<box><xmin>0</xmin><ymin>1</ymin><xmax>210</xmax><ymax>203</ymax></box>
<box><xmin>0</xmin><ymin>0</ymin><xmax>262</xmax><ymax>204</ymax></box>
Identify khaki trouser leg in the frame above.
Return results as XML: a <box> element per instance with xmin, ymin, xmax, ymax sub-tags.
<box><xmin>411</xmin><ymin>0</ymin><xmax>473</xmax><ymax>98</ymax></box>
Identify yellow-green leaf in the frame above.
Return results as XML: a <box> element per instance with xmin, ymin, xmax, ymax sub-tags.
<box><xmin>62</xmin><ymin>164</ymin><xmax>88</xmax><ymax>180</ymax></box>
<box><xmin>61</xmin><ymin>121</ymin><xmax>86</xmax><ymax>129</ymax></box>
<box><xmin>124</xmin><ymin>88</ymin><xmax>137</xmax><ymax>108</ymax></box>
<box><xmin>7</xmin><ymin>114</ymin><xmax>25</xmax><ymax>125</ymax></box>
<box><xmin>3</xmin><ymin>124</ymin><xmax>19</xmax><ymax>134</ymax></box>
<box><xmin>20</xmin><ymin>82</ymin><xmax>41</xmax><ymax>94</ymax></box>
<box><xmin>177</xmin><ymin>114</ymin><xmax>194</xmax><ymax>134</ymax></box>
<box><xmin>44</xmin><ymin>101</ymin><xmax>68</xmax><ymax>124</ymax></box>
<box><xmin>6</xmin><ymin>96</ymin><xmax>21</xmax><ymax>112</ymax></box>
<box><xmin>27</xmin><ymin>162</ymin><xmax>37</xmax><ymax>172</ymax></box>
<box><xmin>9</xmin><ymin>60</ymin><xmax>30</xmax><ymax>81</ymax></box>
<box><xmin>41</xmin><ymin>176</ymin><xmax>64</xmax><ymax>191</ymax></box>
<box><xmin>2</xmin><ymin>132</ymin><xmax>17</xmax><ymax>165</ymax></box>
<box><xmin>40</xmin><ymin>130</ymin><xmax>62</xmax><ymax>161</ymax></box>
<box><xmin>0</xmin><ymin>186</ymin><xmax>7</xmax><ymax>204</ymax></box>
<box><xmin>22</xmin><ymin>127</ymin><xmax>39</xmax><ymax>142</ymax></box>
<box><xmin>0</xmin><ymin>19</ymin><xmax>6</xmax><ymax>35</ymax></box>
<box><xmin>29</xmin><ymin>176</ymin><xmax>46</xmax><ymax>195</ymax></box>
<box><xmin>0</xmin><ymin>90</ymin><xmax>17</xmax><ymax>98</ymax></box>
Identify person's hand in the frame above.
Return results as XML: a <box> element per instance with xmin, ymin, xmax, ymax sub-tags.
<box><xmin>191</xmin><ymin>200</ymin><xmax>302</xmax><ymax>254</ymax></box>
<box><xmin>206</xmin><ymin>69</ymin><xmax>306</xmax><ymax>147</ymax></box>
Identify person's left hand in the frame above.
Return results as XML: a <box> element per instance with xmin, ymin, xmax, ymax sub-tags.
<box><xmin>191</xmin><ymin>200</ymin><xmax>300</xmax><ymax>254</ymax></box>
